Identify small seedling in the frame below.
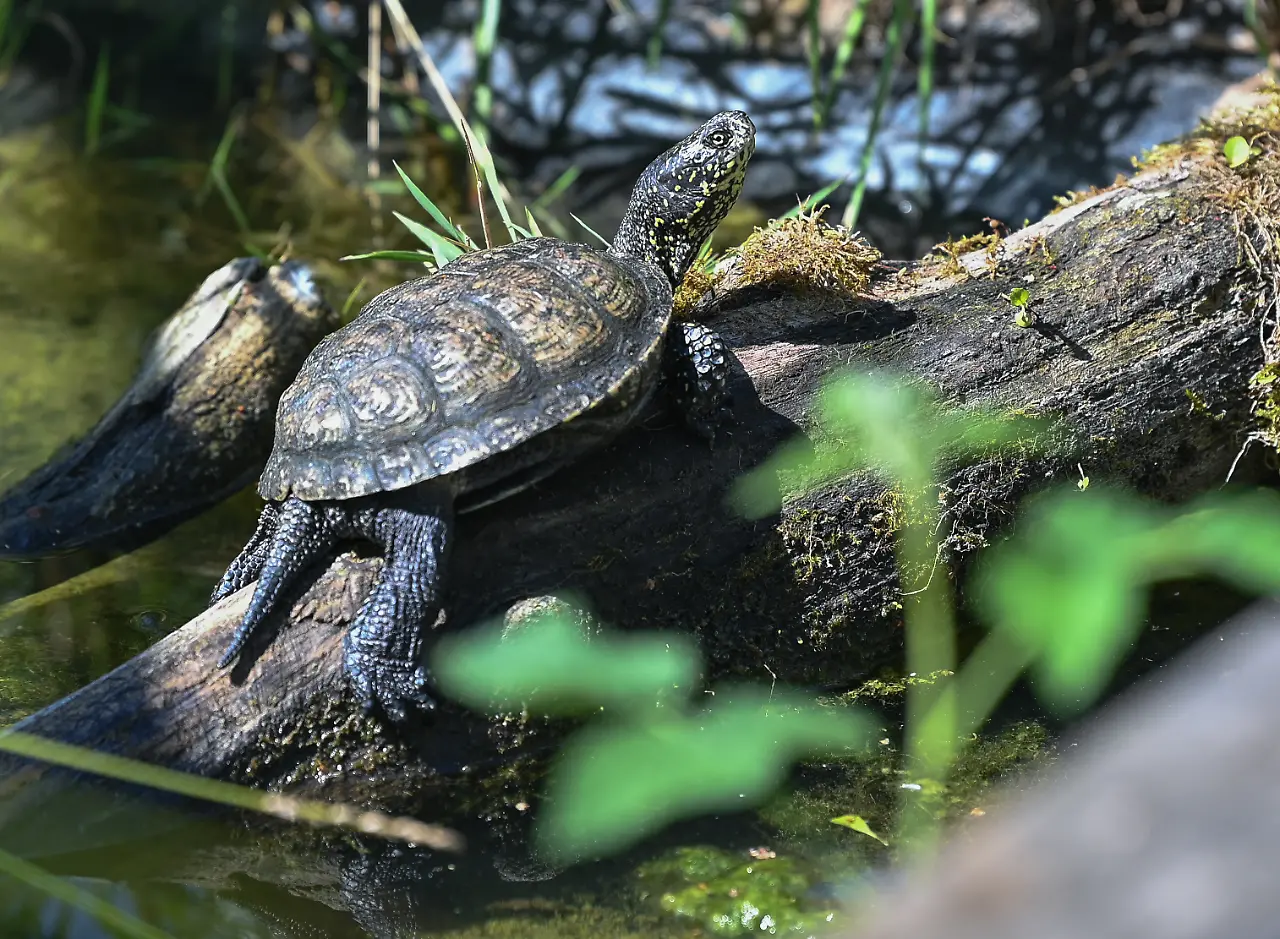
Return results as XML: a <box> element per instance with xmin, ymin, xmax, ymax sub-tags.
<box><xmin>1224</xmin><ymin>135</ymin><xmax>1262</xmax><ymax>169</ymax></box>
<box><xmin>1008</xmin><ymin>287</ymin><xmax>1034</xmax><ymax>327</ymax></box>
<box><xmin>1077</xmin><ymin>464</ymin><xmax>1090</xmax><ymax>491</ymax></box>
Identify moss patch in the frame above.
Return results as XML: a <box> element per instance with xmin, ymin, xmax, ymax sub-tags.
<box><xmin>633</xmin><ymin>846</ymin><xmax>838</xmax><ymax>937</ymax></box>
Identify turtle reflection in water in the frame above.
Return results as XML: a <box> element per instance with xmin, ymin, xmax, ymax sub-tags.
<box><xmin>211</xmin><ymin>110</ymin><xmax>757</xmax><ymax>720</ymax></box>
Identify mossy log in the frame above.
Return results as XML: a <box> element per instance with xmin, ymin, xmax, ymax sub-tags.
<box><xmin>0</xmin><ymin>105</ymin><xmax>1273</xmax><ymax>807</ymax></box>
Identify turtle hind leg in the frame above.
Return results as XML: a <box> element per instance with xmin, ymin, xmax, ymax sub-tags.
<box><xmin>217</xmin><ymin>495</ymin><xmax>336</xmax><ymax>669</ymax></box>
<box><xmin>210</xmin><ymin>501</ymin><xmax>282</xmax><ymax>606</ymax></box>
<box><xmin>664</xmin><ymin>321</ymin><xmax>734</xmax><ymax>443</ymax></box>
<box><xmin>344</xmin><ymin>496</ymin><xmax>454</xmax><ymax>722</ymax></box>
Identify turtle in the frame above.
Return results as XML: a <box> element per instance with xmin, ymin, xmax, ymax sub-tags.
<box><xmin>210</xmin><ymin>109</ymin><xmax>756</xmax><ymax>720</ymax></box>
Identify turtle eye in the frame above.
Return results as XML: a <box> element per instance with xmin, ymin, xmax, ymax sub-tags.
<box><xmin>704</xmin><ymin>129</ymin><xmax>731</xmax><ymax>149</ymax></box>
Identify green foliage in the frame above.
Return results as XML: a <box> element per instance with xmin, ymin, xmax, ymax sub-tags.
<box><xmin>1008</xmin><ymin>287</ymin><xmax>1030</xmax><ymax>308</ymax></box>
<box><xmin>976</xmin><ymin>487</ymin><xmax>1280</xmax><ymax>712</ymax></box>
<box><xmin>730</xmin><ymin>369</ymin><xmax>1047</xmax><ymax>514</ymax></box>
<box><xmin>539</xmin><ymin>688</ymin><xmax>868</xmax><ymax>861</ymax></box>
<box><xmin>1224</xmin><ymin>134</ymin><xmax>1262</xmax><ymax>168</ymax></box>
<box><xmin>433</xmin><ymin>612</ymin><xmax>699</xmax><ymax>716</ymax></box>
<box><xmin>432</xmin><ymin>613</ymin><xmax>869</xmax><ymax>863</ymax></box>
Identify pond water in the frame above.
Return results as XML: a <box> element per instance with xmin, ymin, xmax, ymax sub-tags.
<box><xmin>0</xmin><ymin>11</ymin><xmax>1267</xmax><ymax>932</ymax></box>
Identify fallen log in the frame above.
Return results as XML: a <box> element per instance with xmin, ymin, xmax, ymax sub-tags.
<box><xmin>0</xmin><ymin>91</ymin><xmax>1275</xmax><ymax>811</ymax></box>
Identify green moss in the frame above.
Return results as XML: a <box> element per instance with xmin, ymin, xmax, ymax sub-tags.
<box><xmin>633</xmin><ymin>846</ymin><xmax>838</xmax><ymax>937</ymax></box>
<box><xmin>757</xmin><ymin>718</ymin><xmax>1052</xmax><ymax>873</ymax></box>
<box><xmin>728</xmin><ymin>207</ymin><xmax>882</xmax><ymax>299</ymax></box>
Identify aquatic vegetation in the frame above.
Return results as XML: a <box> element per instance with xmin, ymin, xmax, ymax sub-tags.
<box><xmin>634</xmin><ymin>846</ymin><xmax>836</xmax><ymax>937</ymax></box>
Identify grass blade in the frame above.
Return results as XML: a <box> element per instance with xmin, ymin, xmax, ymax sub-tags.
<box><xmin>392</xmin><ymin>160</ymin><xmax>472</xmax><ymax>244</ymax></box>
<box><xmin>341</xmin><ymin>249</ymin><xmax>436</xmax><ymax>264</ymax></box>
<box><xmin>841</xmin><ymin>0</ymin><xmax>912</xmax><ymax>230</ymax></box>
<box><xmin>781</xmin><ymin>176</ymin><xmax>848</xmax><ymax>219</ymax></box>
<box><xmin>807</xmin><ymin>0</ymin><xmax>823</xmax><ymax>128</ymax></box>
<box><xmin>531</xmin><ymin>164</ymin><xmax>581</xmax><ymax>211</ymax></box>
<box><xmin>571</xmin><ymin>212</ymin><xmax>609</xmax><ymax>246</ymax></box>
<box><xmin>393</xmin><ymin>210</ymin><xmax>467</xmax><ymax>266</ymax></box>
<box><xmin>383</xmin><ymin>0</ymin><xmax>522</xmax><ymax>243</ymax></box>
<box><xmin>84</xmin><ymin>43</ymin><xmax>110</xmax><ymax>156</ymax></box>
<box><xmin>340</xmin><ymin>276</ymin><xmax>368</xmax><ymax>319</ymax></box>
<box><xmin>918</xmin><ymin>0</ymin><xmax>937</xmax><ymax>148</ymax></box>
<box><xmin>524</xmin><ymin>206</ymin><xmax>544</xmax><ymax>237</ymax></box>
<box><xmin>647</xmin><ymin>0</ymin><xmax>672</xmax><ymax>67</ymax></box>
<box><xmin>0</xmin><ymin>730</ymin><xmax>464</xmax><ymax>851</ymax></box>
<box><xmin>0</xmin><ymin>847</ymin><xmax>177</xmax><ymax>939</ymax></box>
<box><xmin>823</xmin><ymin>0</ymin><xmax>873</xmax><ymax>122</ymax></box>
<box><xmin>473</xmin><ymin>0</ymin><xmax>501</xmax><ymax>137</ymax></box>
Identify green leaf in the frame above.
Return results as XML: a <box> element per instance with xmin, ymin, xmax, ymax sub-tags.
<box><xmin>1224</xmin><ymin>135</ymin><xmax>1261</xmax><ymax>169</ymax></box>
<box><xmin>830</xmin><ymin>814</ymin><xmax>888</xmax><ymax>845</ymax></box>
<box><xmin>393</xmin><ymin>211</ymin><xmax>466</xmax><ymax>267</ymax></box>
<box><xmin>1008</xmin><ymin>287</ymin><xmax>1029</xmax><ymax>307</ymax></box>
<box><xmin>729</xmin><ymin>370</ymin><xmax>1049</xmax><ymax>518</ymax></box>
<box><xmin>974</xmin><ymin>487</ymin><xmax>1158</xmax><ymax>712</ymax></box>
<box><xmin>536</xmin><ymin>689</ymin><xmax>871</xmax><ymax>861</ymax></box>
<box><xmin>974</xmin><ymin>487</ymin><xmax>1280</xmax><ymax>714</ymax></box>
<box><xmin>432</xmin><ymin>611</ymin><xmax>701</xmax><ymax>716</ymax></box>
<box><xmin>339</xmin><ymin>249</ymin><xmax>436</xmax><ymax>265</ymax></box>
<box><xmin>393</xmin><ymin>161</ymin><xmax>472</xmax><ymax>244</ymax></box>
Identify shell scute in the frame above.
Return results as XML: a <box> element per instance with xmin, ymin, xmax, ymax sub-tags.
<box><xmin>258</xmin><ymin>239</ymin><xmax>672</xmax><ymax>502</ymax></box>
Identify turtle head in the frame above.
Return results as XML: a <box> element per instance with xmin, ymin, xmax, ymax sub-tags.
<box><xmin>610</xmin><ymin>110</ymin><xmax>756</xmax><ymax>288</ymax></box>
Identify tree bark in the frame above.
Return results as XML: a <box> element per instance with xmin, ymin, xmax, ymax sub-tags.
<box><xmin>0</xmin><ymin>130</ymin><xmax>1266</xmax><ymax>805</ymax></box>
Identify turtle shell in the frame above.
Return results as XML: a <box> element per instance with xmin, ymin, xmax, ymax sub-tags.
<box><xmin>258</xmin><ymin>238</ymin><xmax>672</xmax><ymax>502</ymax></box>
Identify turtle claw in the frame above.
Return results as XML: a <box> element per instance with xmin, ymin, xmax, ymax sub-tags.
<box><xmin>345</xmin><ymin>642</ymin><xmax>437</xmax><ymax>722</ymax></box>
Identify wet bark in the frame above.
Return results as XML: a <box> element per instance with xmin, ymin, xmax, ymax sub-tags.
<box><xmin>0</xmin><ymin>145</ymin><xmax>1265</xmax><ymax>806</ymax></box>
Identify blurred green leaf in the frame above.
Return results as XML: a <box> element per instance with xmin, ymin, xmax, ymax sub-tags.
<box><xmin>781</xmin><ymin>177</ymin><xmax>847</xmax><ymax>219</ymax></box>
<box><xmin>976</xmin><ymin>487</ymin><xmax>1280</xmax><ymax>714</ymax></box>
<box><xmin>730</xmin><ymin>370</ymin><xmax>1048</xmax><ymax>518</ymax></box>
<box><xmin>537</xmin><ymin>689</ymin><xmax>871</xmax><ymax>861</ymax></box>
<box><xmin>432</xmin><ymin>612</ymin><xmax>701</xmax><ymax>716</ymax></box>
<box><xmin>1008</xmin><ymin>287</ymin><xmax>1029</xmax><ymax>307</ymax></box>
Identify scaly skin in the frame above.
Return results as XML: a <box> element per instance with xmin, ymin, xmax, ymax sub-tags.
<box><xmin>211</xmin><ymin>111</ymin><xmax>755</xmax><ymax>721</ymax></box>
<box><xmin>215</xmin><ymin>492</ymin><xmax>452</xmax><ymax>720</ymax></box>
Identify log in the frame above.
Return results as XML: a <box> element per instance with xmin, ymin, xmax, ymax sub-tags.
<box><xmin>0</xmin><ymin>106</ymin><xmax>1270</xmax><ymax>808</ymax></box>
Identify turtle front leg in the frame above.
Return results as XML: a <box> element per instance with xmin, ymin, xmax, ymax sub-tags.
<box><xmin>344</xmin><ymin>495</ymin><xmax>454</xmax><ymax>721</ymax></box>
<box><xmin>210</xmin><ymin>501</ymin><xmax>282</xmax><ymax>605</ymax></box>
<box><xmin>664</xmin><ymin>321</ymin><xmax>734</xmax><ymax>443</ymax></box>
